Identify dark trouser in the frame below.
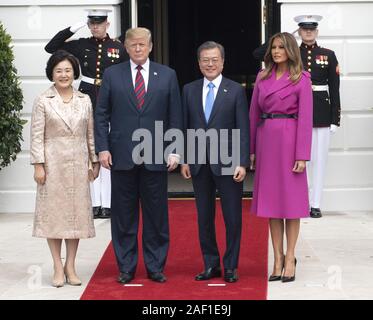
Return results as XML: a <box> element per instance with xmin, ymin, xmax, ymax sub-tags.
<box><xmin>111</xmin><ymin>166</ymin><xmax>169</xmax><ymax>274</ymax></box>
<box><xmin>192</xmin><ymin>164</ymin><xmax>243</xmax><ymax>270</ymax></box>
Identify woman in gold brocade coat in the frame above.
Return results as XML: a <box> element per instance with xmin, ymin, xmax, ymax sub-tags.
<box><xmin>30</xmin><ymin>50</ymin><xmax>99</xmax><ymax>287</ymax></box>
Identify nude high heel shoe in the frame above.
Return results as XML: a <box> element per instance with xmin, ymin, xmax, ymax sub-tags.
<box><xmin>65</xmin><ymin>275</ymin><xmax>82</xmax><ymax>286</ymax></box>
<box><xmin>52</xmin><ymin>273</ymin><xmax>65</xmax><ymax>288</ymax></box>
<box><xmin>64</xmin><ymin>267</ymin><xmax>82</xmax><ymax>286</ymax></box>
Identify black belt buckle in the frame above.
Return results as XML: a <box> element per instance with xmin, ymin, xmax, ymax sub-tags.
<box><xmin>261</xmin><ymin>113</ymin><xmax>272</xmax><ymax>119</ymax></box>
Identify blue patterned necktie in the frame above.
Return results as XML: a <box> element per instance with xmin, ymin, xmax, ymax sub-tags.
<box><xmin>204</xmin><ymin>82</ymin><xmax>215</xmax><ymax>122</ymax></box>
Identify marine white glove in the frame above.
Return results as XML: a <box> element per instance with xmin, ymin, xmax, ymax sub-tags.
<box><xmin>70</xmin><ymin>21</ymin><xmax>87</xmax><ymax>33</ymax></box>
<box><xmin>330</xmin><ymin>124</ymin><xmax>338</xmax><ymax>134</ymax></box>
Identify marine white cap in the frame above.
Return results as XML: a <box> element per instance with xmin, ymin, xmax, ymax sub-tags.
<box><xmin>85</xmin><ymin>9</ymin><xmax>112</xmax><ymax>22</ymax></box>
<box><xmin>294</xmin><ymin>15</ymin><xmax>323</xmax><ymax>29</ymax></box>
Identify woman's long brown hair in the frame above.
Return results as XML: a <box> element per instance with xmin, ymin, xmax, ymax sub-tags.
<box><xmin>261</xmin><ymin>32</ymin><xmax>304</xmax><ymax>83</ymax></box>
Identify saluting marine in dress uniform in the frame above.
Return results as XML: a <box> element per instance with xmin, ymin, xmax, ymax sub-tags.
<box><xmin>252</xmin><ymin>15</ymin><xmax>341</xmax><ymax>218</ymax></box>
<box><xmin>45</xmin><ymin>9</ymin><xmax>128</xmax><ymax>219</ymax></box>
<box><xmin>295</xmin><ymin>15</ymin><xmax>341</xmax><ymax>218</ymax></box>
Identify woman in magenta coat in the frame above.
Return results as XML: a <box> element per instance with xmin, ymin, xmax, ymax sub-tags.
<box><xmin>249</xmin><ymin>32</ymin><xmax>313</xmax><ymax>282</ymax></box>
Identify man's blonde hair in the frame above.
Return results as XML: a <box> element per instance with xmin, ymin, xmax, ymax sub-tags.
<box><xmin>125</xmin><ymin>27</ymin><xmax>152</xmax><ymax>45</ymax></box>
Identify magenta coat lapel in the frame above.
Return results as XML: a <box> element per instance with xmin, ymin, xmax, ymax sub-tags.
<box><xmin>262</xmin><ymin>69</ymin><xmax>293</xmax><ymax>99</ymax></box>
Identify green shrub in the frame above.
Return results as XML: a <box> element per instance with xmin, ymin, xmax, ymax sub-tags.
<box><xmin>0</xmin><ymin>22</ymin><xmax>26</xmax><ymax>170</ymax></box>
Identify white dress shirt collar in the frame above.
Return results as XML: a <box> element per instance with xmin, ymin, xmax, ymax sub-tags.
<box><xmin>202</xmin><ymin>74</ymin><xmax>223</xmax><ymax>109</ymax></box>
<box><xmin>203</xmin><ymin>74</ymin><xmax>223</xmax><ymax>90</ymax></box>
<box><xmin>130</xmin><ymin>59</ymin><xmax>150</xmax><ymax>90</ymax></box>
<box><xmin>130</xmin><ymin>58</ymin><xmax>150</xmax><ymax>72</ymax></box>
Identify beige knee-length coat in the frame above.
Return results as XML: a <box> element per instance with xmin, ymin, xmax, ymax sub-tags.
<box><xmin>30</xmin><ymin>86</ymin><xmax>98</xmax><ymax>239</ymax></box>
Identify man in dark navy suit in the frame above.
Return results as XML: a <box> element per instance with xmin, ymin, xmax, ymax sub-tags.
<box><xmin>181</xmin><ymin>41</ymin><xmax>250</xmax><ymax>283</ymax></box>
<box><xmin>95</xmin><ymin>27</ymin><xmax>183</xmax><ymax>284</ymax></box>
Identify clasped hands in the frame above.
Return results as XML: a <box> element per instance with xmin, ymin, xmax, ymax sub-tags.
<box><xmin>99</xmin><ymin>151</ymin><xmax>180</xmax><ymax>172</ymax></box>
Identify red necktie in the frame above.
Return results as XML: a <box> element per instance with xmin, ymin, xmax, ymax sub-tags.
<box><xmin>134</xmin><ymin>65</ymin><xmax>146</xmax><ymax>109</ymax></box>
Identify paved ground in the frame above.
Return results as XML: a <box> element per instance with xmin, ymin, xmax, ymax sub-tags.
<box><xmin>0</xmin><ymin>210</ymin><xmax>372</xmax><ymax>300</ymax></box>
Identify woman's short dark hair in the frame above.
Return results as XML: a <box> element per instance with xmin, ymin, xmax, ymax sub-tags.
<box><xmin>45</xmin><ymin>50</ymin><xmax>80</xmax><ymax>81</ymax></box>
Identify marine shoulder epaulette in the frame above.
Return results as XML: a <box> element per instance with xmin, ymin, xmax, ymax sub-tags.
<box><xmin>319</xmin><ymin>46</ymin><xmax>334</xmax><ymax>53</ymax></box>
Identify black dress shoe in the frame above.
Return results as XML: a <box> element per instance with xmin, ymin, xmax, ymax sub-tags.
<box><xmin>147</xmin><ymin>272</ymin><xmax>167</xmax><ymax>283</ymax></box>
<box><xmin>310</xmin><ymin>207</ymin><xmax>322</xmax><ymax>218</ymax></box>
<box><xmin>195</xmin><ymin>267</ymin><xmax>222</xmax><ymax>281</ymax></box>
<box><xmin>282</xmin><ymin>258</ymin><xmax>297</xmax><ymax>283</ymax></box>
<box><xmin>117</xmin><ymin>272</ymin><xmax>134</xmax><ymax>284</ymax></box>
<box><xmin>224</xmin><ymin>269</ymin><xmax>238</xmax><ymax>283</ymax></box>
<box><xmin>93</xmin><ymin>206</ymin><xmax>101</xmax><ymax>219</ymax></box>
<box><xmin>100</xmin><ymin>207</ymin><xmax>111</xmax><ymax>219</ymax></box>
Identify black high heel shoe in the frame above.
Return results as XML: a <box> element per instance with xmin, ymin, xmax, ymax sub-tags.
<box><xmin>269</xmin><ymin>274</ymin><xmax>282</xmax><ymax>282</ymax></box>
<box><xmin>281</xmin><ymin>258</ymin><xmax>297</xmax><ymax>283</ymax></box>
<box><xmin>269</xmin><ymin>256</ymin><xmax>285</xmax><ymax>282</ymax></box>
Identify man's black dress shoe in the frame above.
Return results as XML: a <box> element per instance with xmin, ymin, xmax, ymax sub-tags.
<box><xmin>224</xmin><ymin>269</ymin><xmax>238</xmax><ymax>283</ymax></box>
<box><xmin>93</xmin><ymin>206</ymin><xmax>101</xmax><ymax>219</ymax></box>
<box><xmin>117</xmin><ymin>272</ymin><xmax>134</xmax><ymax>284</ymax></box>
<box><xmin>100</xmin><ymin>207</ymin><xmax>111</xmax><ymax>219</ymax></box>
<box><xmin>147</xmin><ymin>272</ymin><xmax>167</xmax><ymax>283</ymax></box>
<box><xmin>310</xmin><ymin>207</ymin><xmax>322</xmax><ymax>218</ymax></box>
<box><xmin>195</xmin><ymin>267</ymin><xmax>222</xmax><ymax>281</ymax></box>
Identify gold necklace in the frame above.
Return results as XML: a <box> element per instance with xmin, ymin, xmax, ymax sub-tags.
<box><xmin>62</xmin><ymin>95</ymin><xmax>73</xmax><ymax>104</ymax></box>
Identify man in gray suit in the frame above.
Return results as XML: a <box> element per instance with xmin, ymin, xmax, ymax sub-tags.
<box><xmin>181</xmin><ymin>41</ymin><xmax>250</xmax><ymax>283</ymax></box>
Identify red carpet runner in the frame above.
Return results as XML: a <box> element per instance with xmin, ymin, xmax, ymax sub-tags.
<box><xmin>81</xmin><ymin>199</ymin><xmax>268</xmax><ymax>300</ymax></box>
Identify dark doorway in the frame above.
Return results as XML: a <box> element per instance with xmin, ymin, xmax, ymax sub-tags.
<box><xmin>264</xmin><ymin>0</ymin><xmax>282</xmax><ymax>40</ymax></box>
<box><xmin>121</xmin><ymin>1</ymin><xmax>281</xmax><ymax>95</ymax></box>
<box><xmin>120</xmin><ymin>0</ymin><xmax>281</xmax><ymax>196</ymax></box>
<box><xmin>167</xmin><ymin>0</ymin><xmax>261</xmax><ymax>99</ymax></box>
<box><xmin>166</xmin><ymin>0</ymin><xmax>262</xmax><ymax>196</ymax></box>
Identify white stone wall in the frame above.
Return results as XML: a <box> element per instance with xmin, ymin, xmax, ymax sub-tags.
<box><xmin>0</xmin><ymin>0</ymin><xmax>123</xmax><ymax>213</ymax></box>
<box><xmin>280</xmin><ymin>0</ymin><xmax>373</xmax><ymax>211</ymax></box>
